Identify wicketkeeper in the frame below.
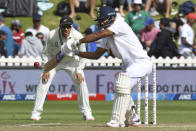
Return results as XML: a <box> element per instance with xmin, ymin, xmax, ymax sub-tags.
<box><xmin>31</xmin><ymin>16</ymin><xmax>94</xmax><ymax>121</ymax></box>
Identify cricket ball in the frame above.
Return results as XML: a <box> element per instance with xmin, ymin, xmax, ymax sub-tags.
<box><xmin>34</xmin><ymin>62</ymin><xmax>40</xmax><ymax>68</ymax></box>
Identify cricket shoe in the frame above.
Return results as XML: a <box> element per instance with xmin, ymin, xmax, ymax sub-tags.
<box><xmin>83</xmin><ymin>113</ymin><xmax>94</xmax><ymax>121</ymax></box>
<box><xmin>125</xmin><ymin>113</ymin><xmax>141</xmax><ymax>127</ymax></box>
<box><xmin>129</xmin><ymin>118</ymin><xmax>141</xmax><ymax>127</ymax></box>
<box><xmin>106</xmin><ymin>120</ymin><xmax>125</xmax><ymax>127</ymax></box>
<box><xmin>31</xmin><ymin>111</ymin><xmax>41</xmax><ymax>121</ymax></box>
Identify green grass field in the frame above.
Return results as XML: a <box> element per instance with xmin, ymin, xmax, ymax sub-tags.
<box><xmin>0</xmin><ymin>100</ymin><xmax>196</xmax><ymax>131</ymax></box>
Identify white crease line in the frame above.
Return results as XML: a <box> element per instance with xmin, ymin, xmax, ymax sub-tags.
<box><xmin>139</xmin><ymin>125</ymin><xmax>196</xmax><ymax>128</ymax></box>
<box><xmin>19</xmin><ymin>123</ymin><xmax>63</xmax><ymax>126</ymax></box>
<box><xmin>17</xmin><ymin>123</ymin><xmax>196</xmax><ymax>128</ymax></box>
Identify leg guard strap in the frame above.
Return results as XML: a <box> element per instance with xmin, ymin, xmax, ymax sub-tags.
<box><xmin>115</xmin><ymin>72</ymin><xmax>131</xmax><ymax>94</ymax></box>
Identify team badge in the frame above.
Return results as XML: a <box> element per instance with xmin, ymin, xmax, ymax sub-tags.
<box><xmin>54</xmin><ymin>41</ymin><xmax>58</xmax><ymax>47</ymax></box>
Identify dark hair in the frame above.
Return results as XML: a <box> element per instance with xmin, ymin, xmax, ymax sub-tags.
<box><xmin>25</xmin><ymin>32</ymin><xmax>33</xmax><ymax>37</ymax></box>
<box><xmin>36</xmin><ymin>32</ymin><xmax>44</xmax><ymax>37</ymax></box>
<box><xmin>160</xmin><ymin>18</ymin><xmax>170</xmax><ymax>27</ymax></box>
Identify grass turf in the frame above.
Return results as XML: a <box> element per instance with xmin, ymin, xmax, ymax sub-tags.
<box><xmin>0</xmin><ymin>100</ymin><xmax>196</xmax><ymax>131</ymax></box>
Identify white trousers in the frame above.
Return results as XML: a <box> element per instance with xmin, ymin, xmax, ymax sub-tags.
<box><xmin>126</xmin><ymin>59</ymin><xmax>153</xmax><ymax>111</ymax></box>
<box><xmin>32</xmin><ymin>67</ymin><xmax>92</xmax><ymax>116</ymax></box>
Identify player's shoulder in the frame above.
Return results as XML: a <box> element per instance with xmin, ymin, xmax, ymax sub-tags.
<box><xmin>112</xmin><ymin>16</ymin><xmax>125</xmax><ymax>27</ymax></box>
<box><xmin>71</xmin><ymin>27</ymin><xmax>82</xmax><ymax>35</ymax></box>
<box><xmin>70</xmin><ymin>28</ymin><xmax>83</xmax><ymax>40</ymax></box>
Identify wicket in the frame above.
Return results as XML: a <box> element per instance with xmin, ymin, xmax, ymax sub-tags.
<box><xmin>137</xmin><ymin>64</ymin><xmax>157</xmax><ymax>125</ymax></box>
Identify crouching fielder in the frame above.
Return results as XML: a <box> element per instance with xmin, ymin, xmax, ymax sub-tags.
<box><xmin>44</xmin><ymin>7</ymin><xmax>152</xmax><ymax>127</ymax></box>
<box><xmin>31</xmin><ymin>16</ymin><xmax>94</xmax><ymax>121</ymax></box>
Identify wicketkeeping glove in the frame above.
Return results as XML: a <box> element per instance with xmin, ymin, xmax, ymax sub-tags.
<box><xmin>74</xmin><ymin>40</ymin><xmax>80</xmax><ymax>48</ymax></box>
<box><xmin>71</xmin><ymin>42</ymin><xmax>79</xmax><ymax>55</ymax></box>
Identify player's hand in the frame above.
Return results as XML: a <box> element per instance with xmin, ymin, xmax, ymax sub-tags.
<box><xmin>75</xmin><ymin>72</ymin><xmax>84</xmax><ymax>83</ymax></box>
<box><xmin>42</xmin><ymin>72</ymin><xmax>50</xmax><ymax>83</ymax></box>
<box><xmin>71</xmin><ymin>43</ymin><xmax>79</xmax><ymax>55</ymax></box>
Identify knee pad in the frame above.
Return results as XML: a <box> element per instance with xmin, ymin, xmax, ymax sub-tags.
<box><xmin>115</xmin><ymin>72</ymin><xmax>131</xmax><ymax>94</ymax></box>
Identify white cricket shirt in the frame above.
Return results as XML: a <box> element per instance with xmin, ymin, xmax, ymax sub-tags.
<box><xmin>98</xmin><ymin>15</ymin><xmax>152</xmax><ymax>77</ymax></box>
<box><xmin>46</xmin><ymin>27</ymin><xmax>86</xmax><ymax>72</ymax></box>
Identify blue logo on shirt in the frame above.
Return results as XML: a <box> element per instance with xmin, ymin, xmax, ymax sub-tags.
<box><xmin>54</xmin><ymin>41</ymin><xmax>58</xmax><ymax>47</ymax></box>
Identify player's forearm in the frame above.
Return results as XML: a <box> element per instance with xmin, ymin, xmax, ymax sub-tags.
<box><xmin>44</xmin><ymin>57</ymin><xmax>58</xmax><ymax>73</ymax></box>
<box><xmin>79</xmin><ymin>32</ymin><xmax>102</xmax><ymax>43</ymax></box>
<box><xmin>78</xmin><ymin>52</ymin><xmax>100</xmax><ymax>60</ymax></box>
<box><xmin>44</xmin><ymin>50</ymin><xmax>65</xmax><ymax>73</ymax></box>
<box><xmin>79</xmin><ymin>29</ymin><xmax>113</xmax><ymax>44</ymax></box>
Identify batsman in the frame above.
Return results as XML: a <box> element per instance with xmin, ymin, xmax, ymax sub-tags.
<box><xmin>31</xmin><ymin>16</ymin><xmax>94</xmax><ymax>121</ymax></box>
<box><xmin>44</xmin><ymin>7</ymin><xmax>152</xmax><ymax>127</ymax></box>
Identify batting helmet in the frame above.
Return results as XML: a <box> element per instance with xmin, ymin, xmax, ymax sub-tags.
<box><xmin>96</xmin><ymin>6</ymin><xmax>116</xmax><ymax>29</ymax></box>
<box><xmin>96</xmin><ymin>6</ymin><xmax>116</xmax><ymax>21</ymax></box>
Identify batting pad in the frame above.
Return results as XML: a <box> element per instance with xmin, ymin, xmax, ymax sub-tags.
<box><xmin>115</xmin><ymin>72</ymin><xmax>131</xmax><ymax>94</ymax></box>
<box><xmin>127</xmin><ymin>97</ymin><xmax>136</xmax><ymax>113</ymax></box>
<box><xmin>111</xmin><ymin>93</ymin><xmax>130</xmax><ymax>127</ymax></box>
